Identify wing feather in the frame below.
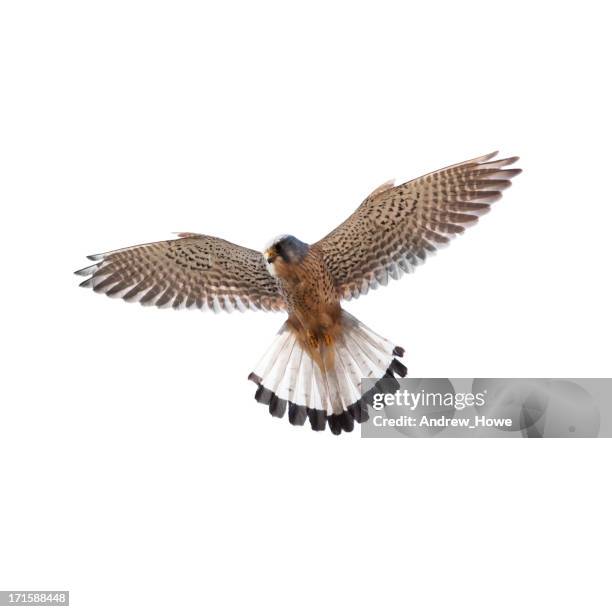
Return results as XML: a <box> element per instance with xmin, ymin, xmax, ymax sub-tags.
<box><xmin>75</xmin><ymin>235</ymin><xmax>285</xmax><ymax>313</ymax></box>
<box><xmin>315</xmin><ymin>152</ymin><xmax>521</xmax><ymax>301</ymax></box>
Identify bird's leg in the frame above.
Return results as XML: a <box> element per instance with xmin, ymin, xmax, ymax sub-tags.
<box><xmin>306</xmin><ymin>330</ymin><xmax>319</xmax><ymax>349</ymax></box>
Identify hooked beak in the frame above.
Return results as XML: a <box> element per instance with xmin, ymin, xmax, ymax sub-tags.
<box><xmin>265</xmin><ymin>249</ymin><xmax>277</xmax><ymax>264</ymax></box>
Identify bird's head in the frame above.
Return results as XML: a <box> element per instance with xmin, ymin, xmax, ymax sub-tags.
<box><xmin>264</xmin><ymin>234</ymin><xmax>309</xmax><ymax>277</ymax></box>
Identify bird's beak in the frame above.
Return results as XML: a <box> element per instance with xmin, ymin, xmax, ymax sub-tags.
<box><xmin>265</xmin><ymin>248</ymin><xmax>277</xmax><ymax>264</ymax></box>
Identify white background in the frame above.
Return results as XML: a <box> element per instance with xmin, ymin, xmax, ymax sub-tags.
<box><xmin>1</xmin><ymin>1</ymin><xmax>610</xmax><ymax>610</ymax></box>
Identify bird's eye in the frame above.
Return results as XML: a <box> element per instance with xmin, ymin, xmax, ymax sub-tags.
<box><xmin>275</xmin><ymin>244</ymin><xmax>286</xmax><ymax>260</ymax></box>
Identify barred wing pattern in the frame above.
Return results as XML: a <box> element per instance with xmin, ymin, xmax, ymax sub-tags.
<box><xmin>75</xmin><ymin>234</ymin><xmax>286</xmax><ymax>312</ymax></box>
<box><xmin>315</xmin><ymin>152</ymin><xmax>521</xmax><ymax>301</ymax></box>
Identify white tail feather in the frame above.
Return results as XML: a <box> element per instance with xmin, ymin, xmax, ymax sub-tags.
<box><xmin>248</xmin><ymin>310</ymin><xmax>406</xmax><ymax>435</ymax></box>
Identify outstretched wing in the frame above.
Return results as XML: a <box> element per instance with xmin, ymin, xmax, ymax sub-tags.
<box><xmin>315</xmin><ymin>152</ymin><xmax>521</xmax><ymax>301</ymax></box>
<box><xmin>75</xmin><ymin>234</ymin><xmax>285</xmax><ymax>312</ymax></box>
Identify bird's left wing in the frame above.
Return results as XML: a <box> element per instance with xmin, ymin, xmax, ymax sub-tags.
<box><xmin>75</xmin><ymin>234</ymin><xmax>286</xmax><ymax>312</ymax></box>
<box><xmin>314</xmin><ymin>152</ymin><xmax>521</xmax><ymax>301</ymax></box>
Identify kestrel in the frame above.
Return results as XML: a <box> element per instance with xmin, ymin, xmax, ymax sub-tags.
<box><xmin>75</xmin><ymin>151</ymin><xmax>521</xmax><ymax>434</ymax></box>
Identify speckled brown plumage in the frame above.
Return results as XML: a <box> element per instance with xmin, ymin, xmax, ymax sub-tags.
<box><xmin>315</xmin><ymin>151</ymin><xmax>521</xmax><ymax>300</ymax></box>
<box><xmin>76</xmin><ymin>234</ymin><xmax>285</xmax><ymax>312</ymax></box>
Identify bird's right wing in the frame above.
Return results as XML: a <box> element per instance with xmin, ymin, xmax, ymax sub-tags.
<box><xmin>314</xmin><ymin>152</ymin><xmax>521</xmax><ymax>301</ymax></box>
<box><xmin>75</xmin><ymin>234</ymin><xmax>286</xmax><ymax>312</ymax></box>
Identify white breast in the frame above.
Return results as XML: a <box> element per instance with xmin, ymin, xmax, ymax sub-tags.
<box><xmin>265</xmin><ymin>258</ymin><xmax>279</xmax><ymax>277</ymax></box>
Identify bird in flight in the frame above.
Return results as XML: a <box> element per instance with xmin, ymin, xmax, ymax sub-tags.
<box><xmin>75</xmin><ymin>151</ymin><xmax>521</xmax><ymax>435</ymax></box>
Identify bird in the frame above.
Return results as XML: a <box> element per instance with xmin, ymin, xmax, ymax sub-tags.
<box><xmin>75</xmin><ymin>151</ymin><xmax>521</xmax><ymax>435</ymax></box>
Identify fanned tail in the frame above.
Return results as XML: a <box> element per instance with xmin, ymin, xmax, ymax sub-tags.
<box><xmin>248</xmin><ymin>310</ymin><xmax>407</xmax><ymax>435</ymax></box>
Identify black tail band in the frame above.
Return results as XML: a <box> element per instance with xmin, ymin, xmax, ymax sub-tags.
<box><xmin>248</xmin><ymin>352</ymin><xmax>407</xmax><ymax>436</ymax></box>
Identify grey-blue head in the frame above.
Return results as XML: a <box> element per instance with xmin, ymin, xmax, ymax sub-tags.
<box><xmin>264</xmin><ymin>234</ymin><xmax>309</xmax><ymax>275</ymax></box>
